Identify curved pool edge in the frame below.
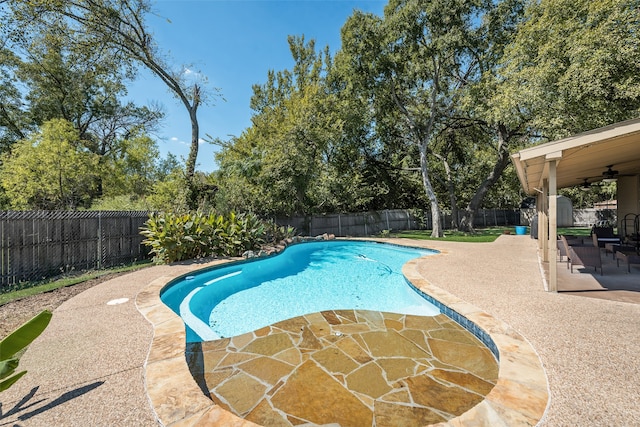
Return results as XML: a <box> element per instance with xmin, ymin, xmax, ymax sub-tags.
<box><xmin>402</xmin><ymin>256</ymin><xmax>550</xmax><ymax>426</ymax></box>
<box><xmin>136</xmin><ymin>245</ymin><xmax>549</xmax><ymax>426</ymax></box>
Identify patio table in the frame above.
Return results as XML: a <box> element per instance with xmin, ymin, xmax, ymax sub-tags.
<box><xmin>615</xmin><ymin>251</ymin><xmax>640</xmax><ymax>273</ymax></box>
<box><xmin>605</xmin><ymin>243</ymin><xmax>636</xmax><ymax>258</ymax></box>
<box><xmin>596</xmin><ymin>236</ymin><xmax>621</xmax><ymax>248</ymax></box>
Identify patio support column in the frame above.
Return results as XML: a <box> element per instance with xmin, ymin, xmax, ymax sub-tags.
<box><xmin>541</xmin><ymin>179</ymin><xmax>549</xmax><ymax>262</ymax></box>
<box><xmin>548</xmin><ymin>159</ymin><xmax>558</xmax><ymax>292</ymax></box>
<box><xmin>537</xmin><ymin>191</ymin><xmax>544</xmax><ymax>248</ymax></box>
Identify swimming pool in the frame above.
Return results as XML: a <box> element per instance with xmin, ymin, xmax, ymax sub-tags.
<box><xmin>161</xmin><ymin>240</ymin><xmax>440</xmax><ymax>342</ymax></box>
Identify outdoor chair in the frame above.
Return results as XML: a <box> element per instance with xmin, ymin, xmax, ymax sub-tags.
<box><xmin>605</xmin><ymin>243</ymin><xmax>636</xmax><ymax>259</ymax></box>
<box><xmin>591</xmin><ymin>226</ymin><xmax>620</xmax><ymax>248</ymax></box>
<box><xmin>615</xmin><ymin>250</ymin><xmax>640</xmax><ymax>273</ymax></box>
<box><xmin>559</xmin><ymin>235</ymin><xmax>584</xmax><ymax>269</ymax></box>
<box><xmin>557</xmin><ymin>239</ymin><xmax>567</xmax><ymax>262</ymax></box>
<box><xmin>569</xmin><ymin>245</ymin><xmax>604</xmax><ymax>275</ymax></box>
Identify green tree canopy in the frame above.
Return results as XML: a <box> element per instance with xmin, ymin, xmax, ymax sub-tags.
<box><xmin>337</xmin><ymin>0</ymin><xmax>512</xmax><ymax>236</ymax></box>
<box><xmin>497</xmin><ymin>0</ymin><xmax>640</xmax><ymax>138</ymax></box>
<box><xmin>6</xmin><ymin>0</ymin><xmax>215</xmax><ymax>207</ymax></box>
<box><xmin>215</xmin><ymin>36</ymin><xmax>382</xmax><ymax>215</ymax></box>
<box><xmin>1</xmin><ymin>119</ymin><xmax>100</xmax><ymax>209</ymax></box>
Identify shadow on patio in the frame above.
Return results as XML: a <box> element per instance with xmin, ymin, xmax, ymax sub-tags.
<box><xmin>542</xmin><ymin>242</ymin><xmax>640</xmax><ymax>304</ymax></box>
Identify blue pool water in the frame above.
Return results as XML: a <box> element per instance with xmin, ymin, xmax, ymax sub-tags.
<box><xmin>161</xmin><ymin>240</ymin><xmax>440</xmax><ymax>342</ymax></box>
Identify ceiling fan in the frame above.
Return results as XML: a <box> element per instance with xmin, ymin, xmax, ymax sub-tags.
<box><xmin>602</xmin><ymin>165</ymin><xmax>619</xmax><ymax>182</ymax></box>
<box><xmin>579</xmin><ymin>178</ymin><xmax>592</xmax><ymax>191</ymax></box>
<box><xmin>576</xmin><ymin>165</ymin><xmax>626</xmax><ymax>190</ymax></box>
<box><xmin>577</xmin><ymin>178</ymin><xmax>604</xmax><ymax>191</ymax></box>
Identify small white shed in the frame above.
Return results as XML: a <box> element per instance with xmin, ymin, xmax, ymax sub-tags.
<box><xmin>557</xmin><ymin>196</ymin><xmax>573</xmax><ymax>227</ymax></box>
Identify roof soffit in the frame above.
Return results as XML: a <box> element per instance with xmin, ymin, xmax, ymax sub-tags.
<box><xmin>513</xmin><ymin>118</ymin><xmax>640</xmax><ymax>194</ymax></box>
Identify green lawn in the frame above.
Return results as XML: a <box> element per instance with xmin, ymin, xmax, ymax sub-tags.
<box><xmin>0</xmin><ymin>261</ymin><xmax>152</xmax><ymax>305</ymax></box>
<box><xmin>394</xmin><ymin>227</ymin><xmax>508</xmax><ymax>242</ymax></box>
<box><xmin>393</xmin><ymin>226</ymin><xmax>592</xmax><ymax>243</ymax></box>
<box><xmin>557</xmin><ymin>227</ymin><xmax>592</xmax><ymax>237</ymax></box>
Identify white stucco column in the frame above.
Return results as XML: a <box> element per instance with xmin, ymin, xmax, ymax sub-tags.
<box><xmin>541</xmin><ymin>180</ymin><xmax>549</xmax><ymax>262</ymax></box>
<box><xmin>537</xmin><ymin>192</ymin><xmax>544</xmax><ymax>249</ymax></box>
<box><xmin>548</xmin><ymin>160</ymin><xmax>558</xmax><ymax>292</ymax></box>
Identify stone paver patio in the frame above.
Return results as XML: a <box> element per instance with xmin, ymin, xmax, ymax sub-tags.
<box><xmin>189</xmin><ymin>310</ymin><xmax>498</xmax><ymax>426</ymax></box>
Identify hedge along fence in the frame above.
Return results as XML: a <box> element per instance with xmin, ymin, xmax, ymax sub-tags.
<box><xmin>276</xmin><ymin>208</ymin><xmax>522</xmax><ymax>237</ymax></box>
<box><xmin>0</xmin><ymin>211</ymin><xmax>150</xmax><ymax>288</ymax></box>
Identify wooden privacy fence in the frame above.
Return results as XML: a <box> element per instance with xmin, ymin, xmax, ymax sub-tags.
<box><xmin>277</xmin><ymin>209</ymin><xmax>521</xmax><ymax>237</ymax></box>
<box><xmin>0</xmin><ymin>211</ymin><xmax>151</xmax><ymax>288</ymax></box>
<box><xmin>1</xmin><ymin>208</ymin><xmax>523</xmax><ymax>288</ymax></box>
<box><xmin>277</xmin><ymin>210</ymin><xmax>423</xmax><ymax>237</ymax></box>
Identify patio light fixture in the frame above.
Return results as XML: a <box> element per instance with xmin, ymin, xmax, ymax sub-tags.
<box><xmin>580</xmin><ymin>179</ymin><xmax>591</xmax><ymax>191</ymax></box>
<box><xmin>602</xmin><ymin>165</ymin><xmax>619</xmax><ymax>182</ymax></box>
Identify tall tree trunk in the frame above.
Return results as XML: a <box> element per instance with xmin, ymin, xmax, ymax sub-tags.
<box><xmin>389</xmin><ymin>65</ymin><xmax>442</xmax><ymax>237</ymax></box>
<box><xmin>185</xmin><ymin>85</ymin><xmax>201</xmax><ymax>182</ymax></box>
<box><xmin>420</xmin><ymin>141</ymin><xmax>442</xmax><ymax>237</ymax></box>
<box><xmin>433</xmin><ymin>152</ymin><xmax>458</xmax><ymax>229</ymax></box>
<box><xmin>458</xmin><ymin>124</ymin><xmax>512</xmax><ymax>232</ymax></box>
<box><xmin>185</xmin><ymin>85</ymin><xmax>201</xmax><ymax>209</ymax></box>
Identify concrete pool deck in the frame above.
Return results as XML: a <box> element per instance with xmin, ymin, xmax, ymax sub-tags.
<box><xmin>1</xmin><ymin>235</ymin><xmax>639</xmax><ymax>425</ymax></box>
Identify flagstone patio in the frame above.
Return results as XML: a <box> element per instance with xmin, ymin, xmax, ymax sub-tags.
<box><xmin>187</xmin><ymin>310</ymin><xmax>498</xmax><ymax>426</ymax></box>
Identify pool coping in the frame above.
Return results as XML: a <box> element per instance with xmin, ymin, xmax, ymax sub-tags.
<box><xmin>136</xmin><ymin>244</ymin><xmax>550</xmax><ymax>426</ymax></box>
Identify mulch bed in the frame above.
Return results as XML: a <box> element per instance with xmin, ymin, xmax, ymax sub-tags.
<box><xmin>0</xmin><ymin>273</ymin><xmax>124</xmax><ymax>338</ymax></box>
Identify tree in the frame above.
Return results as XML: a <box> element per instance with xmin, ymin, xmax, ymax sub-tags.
<box><xmin>8</xmin><ymin>0</ymin><xmax>214</xmax><ymax>207</ymax></box>
<box><xmin>1</xmin><ymin>119</ymin><xmax>100</xmax><ymax>209</ymax></box>
<box><xmin>215</xmin><ymin>37</ymin><xmax>322</xmax><ymax>214</ymax></box>
<box><xmin>453</xmin><ymin>0</ymin><xmax>640</xmax><ymax>231</ymax></box>
<box><xmin>101</xmin><ymin>132</ymin><xmax>162</xmax><ymax>198</ymax></box>
<box><xmin>0</xmin><ymin>45</ymin><xmax>29</xmax><ymax>151</ymax></box>
<box><xmin>1</xmin><ymin>5</ymin><xmax>166</xmax><ymax>205</ymax></box>
<box><xmin>497</xmin><ymin>0</ymin><xmax>640</xmax><ymax>138</ymax></box>
<box><xmin>560</xmin><ymin>181</ymin><xmax>616</xmax><ymax>210</ymax></box>
<box><xmin>417</xmin><ymin>0</ymin><xmax>527</xmax><ymax>232</ymax></box>
<box><xmin>215</xmin><ymin>36</ymin><xmax>376</xmax><ymax>215</ymax></box>
<box><xmin>451</xmin><ymin>0</ymin><xmax>640</xmax><ymax>230</ymax></box>
<box><xmin>18</xmin><ymin>28</ymin><xmax>163</xmax><ymax>193</ymax></box>
<box><xmin>337</xmin><ymin>0</ymin><xmax>488</xmax><ymax>237</ymax></box>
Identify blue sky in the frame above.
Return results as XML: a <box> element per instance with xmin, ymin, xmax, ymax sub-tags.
<box><xmin>127</xmin><ymin>0</ymin><xmax>386</xmax><ymax>173</ymax></box>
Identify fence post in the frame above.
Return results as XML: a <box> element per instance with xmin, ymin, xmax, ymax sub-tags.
<box><xmin>338</xmin><ymin>214</ymin><xmax>342</xmax><ymax>236</ymax></box>
<box><xmin>97</xmin><ymin>211</ymin><xmax>102</xmax><ymax>270</ymax></box>
<box><xmin>364</xmin><ymin>213</ymin><xmax>367</xmax><ymax>236</ymax></box>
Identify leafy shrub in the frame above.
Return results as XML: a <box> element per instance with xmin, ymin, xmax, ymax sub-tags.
<box><xmin>140</xmin><ymin>211</ymin><xmax>273</xmax><ymax>263</ymax></box>
<box><xmin>263</xmin><ymin>219</ymin><xmax>297</xmax><ymax>244</ymax></box>
<box><xmin>218</xmin><ymin>212</ymin><xmax>265</xmax><ymax>256</ymax></box>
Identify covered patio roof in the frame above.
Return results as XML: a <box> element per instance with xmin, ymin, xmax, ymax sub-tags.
<box><xmin>512</xmin><ymin>117</ymin><xmax>640</xmax><ymax>194</ymax></box>
<box><xmin>511</xmin><ymin>117</ymin><xmax>640</xmax><ymax>292</ymax></box>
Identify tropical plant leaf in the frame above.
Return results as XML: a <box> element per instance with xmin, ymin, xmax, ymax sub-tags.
<box><xmin>0</xmin><ymin>310</ymin><xmax>52</xmax><ymax>360</ymax></box>
<box><xmin>0</xmin><ymin>358</ymin><xmax>19</xmax><ymax>380</ymax></box>
<box><xmin>0</xmin><ymin>371</ymin><xmax>27</xmax><ymax>392</ymax></box>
